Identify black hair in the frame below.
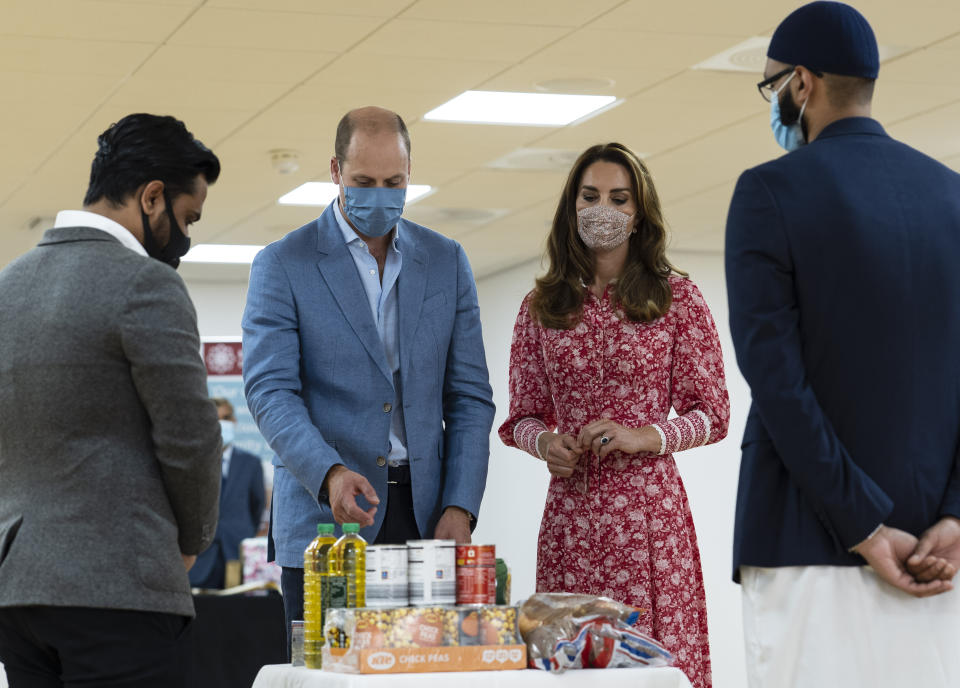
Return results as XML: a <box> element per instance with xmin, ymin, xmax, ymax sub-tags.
<box><xmin>83</xmin><ymin>113</ymin><xmax>220</xmax><ymax>207</ymax></box>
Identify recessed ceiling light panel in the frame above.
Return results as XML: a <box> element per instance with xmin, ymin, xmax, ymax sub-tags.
<box><xmin>278</xmin><ymin>182</ymin><xmax>433</xmax><ymax>206</ymax></box>
<box><xmin>423</xmin><ymin>90</ymin><xmax>618</xmax><ymax>126</ymax></box>
<box><xmin>182</xmin><ymin>244</ymin><xmax>265</xmax><ymax>264</ymax></box>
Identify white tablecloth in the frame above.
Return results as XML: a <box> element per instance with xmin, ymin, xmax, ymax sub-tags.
<box><xmin>252</xmin><ymin>664</ymin><xmax>694</xmax><ymax>688</ymax></box>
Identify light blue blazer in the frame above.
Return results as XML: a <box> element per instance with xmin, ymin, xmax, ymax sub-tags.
<box><xmin>242</xmin><ymin>204</ymin><xmax>495</xmax><ymax>567</ymax></box>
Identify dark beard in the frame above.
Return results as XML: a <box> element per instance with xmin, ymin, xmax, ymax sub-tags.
<box><xmin>778</xmin><ymin>88</ymin><xmax>808</xmax><ymax>140</ymax></box>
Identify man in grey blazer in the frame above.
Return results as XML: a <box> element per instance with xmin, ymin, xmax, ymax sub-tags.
<box><xmin>243</xmin><ymin>106</ymin><xmax>495</xmax><ymax>647</ymax></box>
<box><xmin>0</xmin><ymin>114</ymin><xmax>223</xmax><ymax>687</ymax></box>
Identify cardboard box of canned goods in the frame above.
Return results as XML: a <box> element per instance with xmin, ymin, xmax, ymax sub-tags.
<box><xmin>322</xmin><ymin>605</ymin><xmax>525</xmax><ymax>674</ymax></box>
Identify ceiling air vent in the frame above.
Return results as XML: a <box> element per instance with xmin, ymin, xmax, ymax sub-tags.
<box><xmin>487</xmin><ymin>148</ymin><xmax>583</xmax><ymax>171</ymax></box>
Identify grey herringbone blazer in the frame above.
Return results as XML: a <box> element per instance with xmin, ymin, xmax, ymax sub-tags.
<box><xmin>0</xmin><ymin>226</ymin><xmax>221</xmax><ymax>617</ymax></box>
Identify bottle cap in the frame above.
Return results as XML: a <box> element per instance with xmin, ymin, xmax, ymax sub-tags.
<box><xmin>342</xmin><ymin>523</ymin><xmax>360</xmax><ymax>533</ymax></box>
<box><xmin>317</xmin><ymin>523</ymin><xmax>335</xmax><ymax>535</ymax></box>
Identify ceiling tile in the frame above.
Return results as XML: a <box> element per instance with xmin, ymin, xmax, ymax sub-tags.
<box><xmin>307</xmin><ymin>54</ymin><xmax>511</xmax><ymax>95</ymax></box>
<box><xmin>874</xmin><ymin>80</ymin><xmax>960</xmax><ymax>125</ymax></box>
<box><xmin>106</xmin><ymin>74</ymin><xmax>289</xmax><ymax>112</ymax></box>
<box><xmin>886</xmin><ymin>101</ymin><xmax>960</xmax><ymax>160</ymax></box>
<box><xmin>643</xmin><ymin>113</ymin><xmax>780</xmax><ymax>204</ymax></box>
<box><xmin>136</xmin><ymin>45</ymin><xmax>339</xmax><ymax>84</ymax></box>
<box><xmin>2</xmin><ymin>0</ymin><xmax>195</xmax><ymax>41</ymax></box>
<box><xmin>662</xmin><ymin>181</ymin><xmax>736</xmax><ymax>254</ymax></box>
<box><xmin>400</xmin><ymin>0</ymin><xmax>623</xmax><ymax>27</ymax></box>
<box><xmin>0</xmin><ymin>37</ymin><xmax>153</xmax><ymax>77</ymax></box>
<box><xmin>205</xmin><ymin>0</ymin><xmax>408</xmax><ymax>16</ymax></box>
<box><xmin>881</xmin><ymin>45</ymin><xmax>960</xmax><ymax>86</ymax></box>
<box><xmin>457</xmin><ymin>199</ymin><xmax>555</xmax><ymax>278</ymax></box>
<box><xmin>406</xmin><ymin>121</ymin><xmax>556</xmax><ymax>181</ymax></box>
<box><xmin>588</xmin><ymin>0</ymin><xmax>785</xmax><ymax>37</ymax></box>
<box><xmin>168</xmin><ymin>6</ymin><xmax>385</xmax><ymax>52</ymax></box>
<box><xmin>416</xmin><ymin>168</ymin><xmax>565</xmax><ymax>213</ymax></box>
<box><xmin>353</xmin><ymin>19</ymin><xmax>568</xmax><ymax>62</ymax></box>
<box><xmin>480</xmin><ymin>29</ymin><xmax>742</xmax><ymax>96</ymax></box>
<box><xmin>534</xmin><ymin>71</ymin><xmax>763</xmax><ymax>158</ymax></box>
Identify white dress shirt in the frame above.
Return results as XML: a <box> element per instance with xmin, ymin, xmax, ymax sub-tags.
<box><xmin>54</xmin><ymin>210</ymin><xmax>147</xmax><ymax>257</ymax></box>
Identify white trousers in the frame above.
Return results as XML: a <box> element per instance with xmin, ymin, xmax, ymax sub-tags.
<box><xmin>741</xmin><ymin>565</ymin><xmax>960</xmax><ymax>688</ymax></box>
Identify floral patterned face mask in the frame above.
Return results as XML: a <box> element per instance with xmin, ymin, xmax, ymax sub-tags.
<box><xmin>576</xmin><ymin>205</ymin><xmax>634</xmax><ymax>251</ymax></box>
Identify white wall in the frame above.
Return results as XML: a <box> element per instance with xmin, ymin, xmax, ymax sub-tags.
<box><xmin>183</xmin><ymin>249</ymin><xmax>749</xmax><ymax>687</ymax></box>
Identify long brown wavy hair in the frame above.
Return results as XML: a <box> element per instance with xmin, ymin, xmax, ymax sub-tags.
<box><xmin>529</xmin><ymin>142</ymin><xmax>685</xmax><ymax>329</ymax></box>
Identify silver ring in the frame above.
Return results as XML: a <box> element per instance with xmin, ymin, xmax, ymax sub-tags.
<box><xmin>600</xmin><ymin>435</ymin><xmax>610</xmax><ymax>445</ymax></box>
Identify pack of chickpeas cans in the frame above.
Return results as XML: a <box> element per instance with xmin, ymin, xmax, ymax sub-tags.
<box><xmin>322</xmin><ymin>605</ymin><xmax>526</xmax><ymax>674</ymax></box>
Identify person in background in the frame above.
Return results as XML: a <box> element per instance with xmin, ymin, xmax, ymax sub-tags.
<box><xmin>189</xmin><ymin>398</ymin><xmax>266</xmax><ymax>590</ymax></box>
<box><xmin>499</xmin><ymin>142</ymin><xmax>729</xmax><ymax>688</ymax></box>
<box><xmin>726</xmin><ymin>3</ymin><xmax>960</xmax><ymax>686</ymax></box>
<box><xmin>0</xmin><ymin>113</ymin><xmax>222</xmax><ymax>687</ymax></box>
<box><xmin>242</xmin><ymin>106</ymin><xmax>495</xmax><ymax>651</ymax></box>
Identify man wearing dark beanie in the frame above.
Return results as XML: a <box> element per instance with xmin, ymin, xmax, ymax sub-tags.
<box><xmin>726</xmin><ymin>2</ymin><xmax>960</xmax><ymax>686</ymax></box>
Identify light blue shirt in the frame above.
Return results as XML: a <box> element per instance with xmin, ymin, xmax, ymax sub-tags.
<box><xmin>332</xmin><ymin>199</ymin><xmax>408</xmax><ymax>466</ymax></box>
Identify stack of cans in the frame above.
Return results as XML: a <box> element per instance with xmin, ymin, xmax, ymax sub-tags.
<box><xmin>364</xmin><ymin>540</ymin><xmax>458</xmax><ymax>608</ymax></box>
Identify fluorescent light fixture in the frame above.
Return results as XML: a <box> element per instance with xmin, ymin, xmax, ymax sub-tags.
<box><xmin>181</xmin><ymin>244</ymin><xmax>264</xmax><ymax>264</ymax></box>
<box><xmin>423</xmin><ymin>90</ymin><xmax>618</xmax><ymax>126</ymax></box>
<box><xmin>278</xmin><ymin>182</ymin><xmax>433</xmax><ymax>206</ymax></box>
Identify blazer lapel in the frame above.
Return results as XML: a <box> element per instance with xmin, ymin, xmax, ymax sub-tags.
<box><xmin>314</xmin><ymin>208</ymin><xmax>393</xmax><ymax>384</ymax></box>
<box><xmin>397</xmin><ymin>223</ymin><xmax>428</xmax><ymax>376</ymax></box>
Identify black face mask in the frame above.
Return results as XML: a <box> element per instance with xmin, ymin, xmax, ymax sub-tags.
<box><xmin>141</xmin><ymin>191</ymin><xmax>191</xmax><ymax>270</ymax></box>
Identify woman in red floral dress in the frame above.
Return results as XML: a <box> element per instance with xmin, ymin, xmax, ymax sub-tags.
<box><xmin>499</xmin><ymin>143</ymin><xmax>729</xmax><ymax>688</ymax></box>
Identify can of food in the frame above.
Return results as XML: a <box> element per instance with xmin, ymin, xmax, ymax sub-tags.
<box><xmin>365</xmin><ymin>545</ymin><xmax>408</xmax><ymax>608</ymax></box>
<box><xmin>456</xmin><ymin>544</ymin><xmax>497</xmax><ymax>605</ymax></box>
<box><xmin>406</xmin><ymin>539</ymin><xmax>456</xmax><ymax>606</ymax></box>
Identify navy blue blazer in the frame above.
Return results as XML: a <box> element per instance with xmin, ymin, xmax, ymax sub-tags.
<box><xmin>242</xmin><ymin>205</ymin><xmax>495</xmax><ymax>567</ymax></box>
<box><xmin>189</xmin><ymin>447</ymin><xmax>265</xmax><ymax>588</ymax></box>
<box><xmin>725</xmin><ymin>117</ymin><xmax>960</xmax><ymax>581</ymax></box>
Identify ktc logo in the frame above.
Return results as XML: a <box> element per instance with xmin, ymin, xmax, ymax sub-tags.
<box><xmin>366</xmin><ymin>652</ymin><xmax>396</xmax><ymax>671</ymax></box>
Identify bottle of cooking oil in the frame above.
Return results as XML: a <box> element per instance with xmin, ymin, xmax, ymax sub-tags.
<box><xmin>303</xmin><ymin>522</ymin><xmax>336</xmax><ymax>669</ymax></box>
<box><xmin>330</xmin><ymin>523</ymin><xmax>367</xmax><ymax>608</ymax></box>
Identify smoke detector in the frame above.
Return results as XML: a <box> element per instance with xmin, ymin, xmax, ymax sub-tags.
<box><xmin>269</xmin><ymin>149</ymin><xmax>300</xmax><ymax>175</ymax></box>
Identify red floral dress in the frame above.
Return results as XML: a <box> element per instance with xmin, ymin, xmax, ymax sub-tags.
<box><xmin>498</xmin><ymin>276</ymin><xmax>729</xmax><ymax>688</ymax></box>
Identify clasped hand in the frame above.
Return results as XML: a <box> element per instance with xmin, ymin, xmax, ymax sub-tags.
<box><xmin>537</xmin><ymin>419</ymin><xmax>661</xmax><ymax>478</ymax></box>
<box><xmin>853</xmin><ymin>517</ymin><xmax>960</xmax><ymax>598</ymax></box>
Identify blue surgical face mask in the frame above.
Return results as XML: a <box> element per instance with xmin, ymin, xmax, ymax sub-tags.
<box><xmin>219</xmin><ymin>419</ymin><xmax>235</xmax><ymax>447</ymax></box>
<box><xmin>340</xmin><ymin>184</ymin><xmax>406</xmax><ymax>238</ymax></box>
<box><xmin>770</xmin><ymin>72</ymin><xmax>808</xmax><ymax>152</ymax></box>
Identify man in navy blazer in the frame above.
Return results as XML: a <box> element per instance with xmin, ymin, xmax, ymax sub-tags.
<box><xmin>726</xmin><ymin>3</ymin><xmax>960</xmax><ymax>686</ymax></box>
<box><xmin>243</xmin><ymin>106</ymin><xmax>495</xmax><ymax>643</ymax></box>
<box><xmin>189</xmin><ymin>399</ymin><xmax>265</xmax><ymax>589</ymax></box>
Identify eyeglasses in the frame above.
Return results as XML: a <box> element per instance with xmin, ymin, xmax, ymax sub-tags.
<box><xmin>756</xmin><ymin>66</ymin><xmax>825</xmax><ymax>102</ymax></box>
<box><xmin>757</xmin><ymin>67</ymin><xmax>794</xmax><ymax>102</ymax></box>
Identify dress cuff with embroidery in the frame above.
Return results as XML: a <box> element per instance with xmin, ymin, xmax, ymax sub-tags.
<box><xmin>513</xmin><ymin>417</ymin><xmax>550</xmax><ymax>459</ymax></box>
<box><xmin>650</xmin><ymin>410</ymin><xmax>711</xmax><ymax>455</ymax></box>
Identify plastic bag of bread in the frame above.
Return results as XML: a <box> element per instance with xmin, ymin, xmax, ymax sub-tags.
<box><xmin>518</xmin><ymin>593</ymin><xmax>673</xmax><ymax>672</ymax></box>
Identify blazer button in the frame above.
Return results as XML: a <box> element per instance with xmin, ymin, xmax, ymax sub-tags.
<box><xmin>376</xmin><ymin>456</ymin><xmax>386</xmax><ymax>467</ymax></box>
<box><xmin>383</xmin><ymin>402</ymin><xmax>392</xmax><ymax>413</ymax></box>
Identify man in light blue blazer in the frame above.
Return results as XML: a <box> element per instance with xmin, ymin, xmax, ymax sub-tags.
<box><xmin>242</xmin><ymin>106</ymin><xmax>495</xmax><ymax>642</ymax></box>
